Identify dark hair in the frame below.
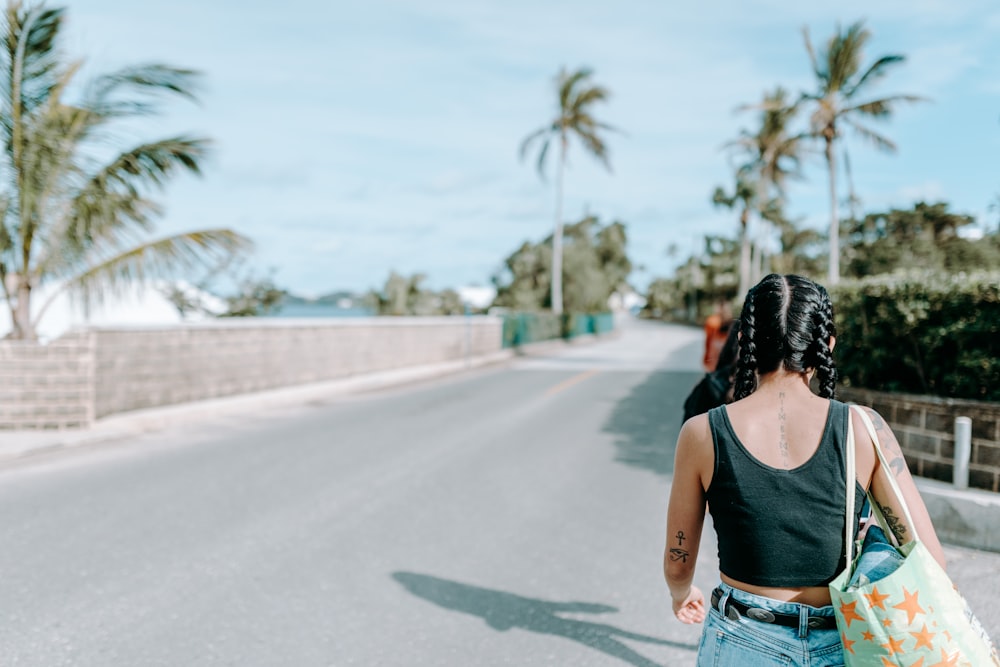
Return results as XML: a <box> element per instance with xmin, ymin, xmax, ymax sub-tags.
<box><xmin>733</xmin><ymin>274</ymin><xmax>837</xmax><ymax>400</ymax></box>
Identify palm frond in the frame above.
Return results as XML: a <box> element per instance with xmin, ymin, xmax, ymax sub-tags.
<box><xmin>846</xmin><ymin>54</ymin><xmax>905</xmax><ymax>98</ymax></box>
<box><xmin>558</xmin><ymin>67</ymin><xmax>593</xmax><ymax>110</ymax></box>
<box><xmin>534</xmin><ymin>136</ymin><xmax>552</xmax><ymax>179</ymax></box>
<box><xmin>825</xmin><ymin>21</ymin><xmax>869</xmax><ymax>92</ymax></box>
<box><xmin>37</xmin><ymin>228</ymin><xmax>252</xmax><ymax>321</ymax></box>
<box><xmin>844</xmin><ymin>118</ymin><xmax>897</xmax><ymax>153</ymax></box>
<box><xmin>63</xmin><ymin>136</ymin><xmax>209</xmax><ymax>256</ymax></box>
<box><xmin>847</xmin><ymin>94</ymin><xmax>925</xmax><ymax>118</ymax></box>
<box><xmin>570</xmin><ymin>85</ymin><xmax>609</xmax><ymax>111</ymax></box>
<box><xmin>4</xmin><ymin>3</ymin><xmax>65</xmax><ymax>116</ymax></box>
<box><xmin>801</xmin><ymin>25</ymin><xmax>825</xmax><ymax>86</ymax></box>
<box><xmin>519</xmin><ymin>126</ymin><xmax>549</xmax><ymax>161</ymax></box>
<box><xmin>87</xmin><ymin>63</ymin><xmax>201</xmax><ymax>117</ymax></box>
<box><xmin>574</xmin><ymin>128</ymin><xmax>610</xmax><ymax>170</ymax></box>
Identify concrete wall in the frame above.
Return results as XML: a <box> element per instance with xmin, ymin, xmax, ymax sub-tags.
<box><xmin>2</xmin><ymin>317</ymin><xmax>503</xmax><ymax>429</ymax></box>
<box><xmin>840</xmin><ymin>387</ymin><xmax>1000</xmax><ymax>492</ymax></box>
<box><xmin>0</xmin><ymin>332</ymin><xmax>95</xmax><ymax>429</ymax></box>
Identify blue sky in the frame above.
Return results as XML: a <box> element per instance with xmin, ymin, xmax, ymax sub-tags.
<box><xmin>59</xmin><ymin>0</ymin><xmax>1000</xmax><ymax>296</ymax></box>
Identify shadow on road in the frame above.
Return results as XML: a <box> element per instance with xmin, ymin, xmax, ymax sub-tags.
<box><xmin>602</xmin><ymin>370</ymin><xmax>703</xmax><ymax>477</ymax></box>
<box><xmin>392</xmin><ymin>572</ymin><xmax>696</xmax><ymax>666</ymax></box>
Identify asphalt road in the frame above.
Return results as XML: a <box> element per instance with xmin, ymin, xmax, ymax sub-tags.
<box><xmin>2</xmin><ymin>318</ymin><xmax>998</xmax><ymax>666</ymax></box>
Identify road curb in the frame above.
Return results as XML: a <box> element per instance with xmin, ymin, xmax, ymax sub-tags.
<box><xmin>916</xmin><ymin>478</ymin><xmax>1000</xmax><ymax>553</ymax></box>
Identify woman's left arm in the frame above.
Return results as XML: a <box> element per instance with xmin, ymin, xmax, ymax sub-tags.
<box><xmin>664</xmin><ymin>415</ymin><xmax>711</xmax><ymax>624</ymax></box>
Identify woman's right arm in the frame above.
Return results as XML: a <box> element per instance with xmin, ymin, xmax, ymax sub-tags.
<box><xmin>860</xmin><ymin>406</ymin><xmax>947</xmax><ymax>570</ymax></box>
<box><xmin>665</xmin><ymin>415</ymin><xmax>712</xmax><ymax>624</ymax></box>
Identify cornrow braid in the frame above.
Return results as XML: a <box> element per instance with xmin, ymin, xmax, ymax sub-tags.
<box><xmin>809</xmin><ymin>292</ymin><xmax>837</xmax><ymax>399</ymax></box>
<box><xmin>734</xmin><ymin>290</ymin><xmax>758</xmax><ymax>400</ymax></box>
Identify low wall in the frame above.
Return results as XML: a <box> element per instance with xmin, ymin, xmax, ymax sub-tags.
<box><xmin>840</xmin><ymin>387</ymin><xmax>1000</xmax><ymax>493</ymax></box>
<box><xmin>0</xmin><ymin>332</ymin><xmax>95</xmax><ymax>429</ymax></box>
<box><xmin>2</xmin><ymin>316</ymin><xmax>503</xmax><ymax>429</ymax></box>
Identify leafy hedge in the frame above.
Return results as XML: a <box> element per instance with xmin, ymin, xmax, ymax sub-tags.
<box><xmin>832</xmin><ymin>271</ymin><xmax>1000</xmax><ymax>400</ymax></box>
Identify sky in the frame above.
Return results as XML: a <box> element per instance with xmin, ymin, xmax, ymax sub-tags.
<box><xmin>56</xmin><ymin>0</ymin><xmax>1000</xmax><ymax>297</ymax></box>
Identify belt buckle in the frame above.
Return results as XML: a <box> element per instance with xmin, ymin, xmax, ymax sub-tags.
<box><xmin>746</xmin><ymin>608</ymin><xmax>776</xmax><ymax>623</ymax></box>
<box><xmin>807</xmin><ymin>617</ymin><xmax>826</xmax><ymax>629</ymax></box>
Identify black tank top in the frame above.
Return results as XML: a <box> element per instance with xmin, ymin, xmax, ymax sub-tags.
<box><xmin>705</xmin><ymin>400</ymin><xmax>865</xmax><ymax>587</ymax></box>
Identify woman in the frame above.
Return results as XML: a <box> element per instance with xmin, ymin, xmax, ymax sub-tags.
<box><xmin>664</xmin><ymin>274</ymin><xmax>945</xmax><ymax>666</ymax></box>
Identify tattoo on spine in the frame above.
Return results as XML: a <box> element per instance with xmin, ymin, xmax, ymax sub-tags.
<box><xmin>669</xmin><ymin>548</ymin><xmax>690</xmax><ymax>563</ymax></box>
<box><xmin>878</xmin><ymin>502</ymin><xmax>908</xmax><ymax>542</ymax></box>
<box><xmin>778</xmin><ymin>391</ymin><xmax>789</xmax><ymax>467</ymax></box>
<box><xmin>675</xmin><ymin>530</ymin><xmax>686</xmax><ymax>546</ymax></box>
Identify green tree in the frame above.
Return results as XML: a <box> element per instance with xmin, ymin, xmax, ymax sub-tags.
<box><xmin>0</xmin><ymin>1</ymin><xmax>250</xmax><ymax>339</ymax></box>
<box><xmin>843</xmin><ymin>202</ymin><xmax>998</xmax><ymax>277</ymax></box>
<box><xmin>493</xmin><ymin>215</ymin><xmax>630</xmax><ymax>313</ymax></box>
<box><xmin>219</xmin><ymin>273</ymin><xmax>287</xmax><ymax>317</ymax></box>
<box><xmin>800</xmin><ymin>20</ymin><xmax>922</xmax><ymax>284</ymax></box>
<box><xmin>369</xmin><ymin>271</ymin><xmax>464</xmax><ymax>316</ymax></box>
<box><xmin>520</xmin><ymin>66</ymin><xmax>615</xmax><ymax>315</ymax></box>
<box><xmin>641</xmin><ymin>235</ymin><xmax>739</xmax><ymax>321</ymax></box>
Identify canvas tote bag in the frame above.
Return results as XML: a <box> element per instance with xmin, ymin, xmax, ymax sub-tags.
<box><xmin>829</xmin><ymin>405</ymin><xmax>1000</xmax><ymax>666</ymax></box>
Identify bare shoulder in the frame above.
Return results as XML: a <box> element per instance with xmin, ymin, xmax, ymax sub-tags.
<box><xmin>676</xmin><ymin>412</ymin><xmax>715</xmax><ymax>480</ymax></box>
<box><xmin>678</xmin><ymin>412</ymin><xmax>712</xmax><ymax>449</ymax></box>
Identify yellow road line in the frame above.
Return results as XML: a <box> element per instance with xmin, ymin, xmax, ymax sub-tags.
<box><xmin>545</xmin><ymin>370</ymin><xmax>600</xmax><ymax>397</ymax></box>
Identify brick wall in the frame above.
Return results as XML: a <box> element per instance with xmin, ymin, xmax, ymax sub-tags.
<box><xmin>0</xmin><ymin>332</ymin><xmax>95</xmax><ymax>429</ymax></box>
<box><xmin>840</xmin><ymin>387</ymin><xmax>1000</xmax><ymax>492</ymax></box>
<box><xmin>2</xmin><ymin>317</ymin><xmax>503</xmax><ymax>429</ymax></box>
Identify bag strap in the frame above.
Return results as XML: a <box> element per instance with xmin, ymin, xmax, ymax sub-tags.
<box><xmin>850</xmin><ymin>405</ymin><xmax>919</xmax><ymax>543</ymax></box>
<box><xmin>844</xmin><ymin>402</ymin><xmax>857</xmax><ymax>564</ymax></box>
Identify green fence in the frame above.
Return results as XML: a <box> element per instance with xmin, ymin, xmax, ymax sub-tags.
<box><xmin>501</xmin><ymin>312</ymin><xmax>615</xmax><ymax>348</ymax></box>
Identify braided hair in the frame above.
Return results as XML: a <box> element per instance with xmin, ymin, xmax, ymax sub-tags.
<box><xmin>733</xmin><ymin>274</ymin><xmax>837</xmax><ymax>400</ymax></box>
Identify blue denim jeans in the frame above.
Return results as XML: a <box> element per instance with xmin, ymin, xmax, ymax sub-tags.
<box><xmin>697</xmin><ymin>583</ymin><xmax>844</xmax><ymax>667</ymax></box>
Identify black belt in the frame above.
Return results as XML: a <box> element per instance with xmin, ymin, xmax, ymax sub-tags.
<box><xmin>711</xmin><ymin>588</ymin><xmax>837</xmax><ymax>630</ymax></box>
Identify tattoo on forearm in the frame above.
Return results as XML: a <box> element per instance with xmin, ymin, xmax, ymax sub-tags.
<box><xmin>778</xmin><ymin>391</ymin><xmax>789</xmax><ymax>467</ymax></box>
<box><xmin>669</xmin><ymin>548</ymin><xmax>690</xmax><ymax>563</ymax></box>
<box><xmin>887</xmin><ymin>451</ymin><xmax>908</xmax><ymax>476</ymax></box>
<box><xmin>878</xmin><ymin>502</ymin><xmax>908</xmax><ymax>542</ymax></box>
<box><xmin>675</xmin><ymin>530</ymin><xmax>686</xmax><ymax>546</ymax></box>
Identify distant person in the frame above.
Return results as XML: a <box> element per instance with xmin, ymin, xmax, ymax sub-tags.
<box><xmin>702</xmin><ymin>300</ymin><xmax>733</xmax><ymax>371</ymax></box>
<box><xmin>682</xmin><ymin>323</ymin><xmax>739</xmax><ymax>422</ymax></box>
<box><xmin>664</xmin><ymin>273</ymin><xmax>946</xmax><ymax>666</ymax></box>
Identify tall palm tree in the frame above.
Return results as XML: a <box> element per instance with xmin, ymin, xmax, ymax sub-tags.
<box><xmin>520</xmin><ymin>66</ymin><xmax>614</xmax><ymax>315</ymax></box>
<box><xmin>0</xmin><ymin>1</ymin><xmax>250</xmax><ymax>339</ymax></box>
<box><xmin>711</xmin><ymin>175</ymin><xmax>757</xmax><ymax>298</ymax></box>
<box><xmin>733</xmin><ymin>86</ymin><xmax>804</xmax><ymax>282</ymax></box>
<box><xmin>730</xmin><ymin>87</ymin><xmax>803</xmax><ymax>288</ymax></box>
<box><xmin>800</xmin><ymin>20</ymin><xmax>922</xmax><ymax>284</ymax></box>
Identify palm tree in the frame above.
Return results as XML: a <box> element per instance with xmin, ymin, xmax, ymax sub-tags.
<box><xmin>800</xmin><ymin>20</ymin><xmax>922</xmax><ymax>284</ymax></box>
<box><xmin>729</xmin><ymin>87</ymin><xmax>803</xmax><ymax>288</ymax></box>
<box><xmin>520</xmin><ymin>66</ymin><xmax>614</xmax><ymax>315</ymax></box>
<box><xmin>0</xmin><ymin>1</ymin><xmax>250</xmax><ymax>339</ymax></box>
<box><xmin>711</xmin><ymin>175</ymin><xmax>757</xmax><ymax>298</ymax></box>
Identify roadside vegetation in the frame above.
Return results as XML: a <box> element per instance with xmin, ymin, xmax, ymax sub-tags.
<box><xmin>0</xmin><ymin>1</ymin><xmax>250</xmax><ymax>339</ymax></box>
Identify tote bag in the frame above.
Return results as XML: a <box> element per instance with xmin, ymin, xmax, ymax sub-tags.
<box><xmin>829</xmin><ymin>405</ymin><xmax>1000</xmax><ymax>666</ymax></box>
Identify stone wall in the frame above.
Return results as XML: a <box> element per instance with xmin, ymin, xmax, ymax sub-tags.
<box><xmin>0</xmin><ymin>332</ymin><xmax>95</xmax><ymax>429</ymax></box>
<box><xmin>2</xmin><ymin>317</ymin><xmax>503</xmax><ymax>429</ymax></box>
<box><xmin>840</xmin><ymin>387</ymin><xmax>1000</xmax><ymax>492</ymax></box>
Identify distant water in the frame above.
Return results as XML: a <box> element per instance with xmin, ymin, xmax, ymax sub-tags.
<box><xmin>268</xmin><ymin>303</ymin><xmax>375</xmax><ymax>318</ymax></box>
